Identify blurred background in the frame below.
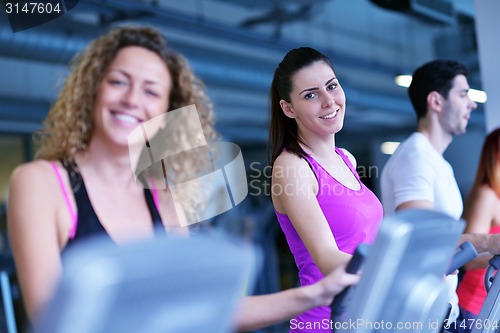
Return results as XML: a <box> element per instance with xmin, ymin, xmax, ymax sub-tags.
<box><xmin>0</xmin><ymin>1</ymin><xmax>498</xmax><ymax>331</ymax></box>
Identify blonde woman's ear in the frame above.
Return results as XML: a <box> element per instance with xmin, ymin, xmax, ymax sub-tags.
<box><xmin>280</xmin><ymin>100</ymin><xmax>296</xmax><ymax>119</ymax></box>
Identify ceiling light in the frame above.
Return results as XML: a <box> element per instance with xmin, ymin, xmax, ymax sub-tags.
<box><xmin>394</xmin><ymin>75</ymin><xmax>487</xmax><ymax>104</ymax></box>
<box><xmin>380</xmin><ymin>141</ymin><xmax>400</xmax><ymax>155</ymax></box>
<box><xmin>468</xmin><ymin>89</ymin><xmax>487</xmax><ymax>104</ymax></box>
<box><xmin>394</xmin><ymin>75</ymin><xmax>412</xmax><ymax>88</ymax></box>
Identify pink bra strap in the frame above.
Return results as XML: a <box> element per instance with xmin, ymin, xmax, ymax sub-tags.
<box><xmin>49</xmin><ymin>162</ymin><xmax>77</xmax><ymax>239</ymax></box>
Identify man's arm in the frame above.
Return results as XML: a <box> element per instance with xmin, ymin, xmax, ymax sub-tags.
<box><xmin>396</xmin><ymin>200</ymin><xmax>434</xmax><ymax>211</ymax></box>
<box><xmin>459</xmin><ymin>233</ymin><xmax>500</xmax><ymax>255</ymax></box>
<box><xmin>397</xmin><ymin>200</ymin><xmax>500</xmax><ymax>255</ymax></box>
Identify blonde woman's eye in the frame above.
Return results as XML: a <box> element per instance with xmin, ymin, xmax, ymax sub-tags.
<box><xmin>110</xmin><ymin>79</ymin><xmax>126</xmax><ymax>86</ymax></box>
<box><xmin>327</xmin><ymin>84</ymin><xmax>337</xmax><ymax>91</ymax></box>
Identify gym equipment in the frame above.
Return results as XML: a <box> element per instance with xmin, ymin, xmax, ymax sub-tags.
<box><xmin>331</xmin><ymin>243</ymin><xmax>370</xmax><ymax>320</ymax></box>
<box><xmin>335</xmin><ymin>209</ymin><xmax>465</xmax><ymax>333</ymax></box>
<box><xmin>34</xmin><ymin>232</ymin><xmax>259</xmax><ymax>333</ymax></box>
<box><xmin>471</xmin><ymin>255</ymin><xmax>500</xmax><ymax>333</ymax></box>
<box><xmin>0</xmin><ymin>270</ymin><xmax>17</xmax><ymax>333</ymax></box>
<box><xmin>447</xmin><ymin>242</ymin><xmax>478</xmax><ymax>275</ymax></box>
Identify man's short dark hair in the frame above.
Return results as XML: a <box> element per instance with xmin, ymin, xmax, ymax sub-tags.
<box><xmin>408</xmin><ymin>59</ymin><xmax>468</xmax><ymax>119</ymax></box>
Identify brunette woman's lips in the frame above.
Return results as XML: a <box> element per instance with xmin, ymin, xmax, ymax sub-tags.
<box><xmin>319</xmin><ymin>110</ymin><xmax>338</xmax><ymax>119</ymax></box>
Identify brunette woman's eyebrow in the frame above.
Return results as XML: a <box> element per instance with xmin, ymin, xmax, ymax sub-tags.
<box><xmin>299</xmin><ymin>87</ymin><xmax>317</xmax><ymax>95</ymax></box>
<box><xmin>299</xmin><ymin>77</ymin><xmax>336</xmax><ymax>95</ymax></box>
<box><xmin>325</xmin><ymin>77</ymin><xmax>336</xmax><ymax>86</ymax></box>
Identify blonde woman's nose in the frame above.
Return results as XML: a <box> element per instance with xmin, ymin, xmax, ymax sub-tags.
<box><xmin>122</xmin><ymin>86</ymin><xmax>140</xmax><ymax>108</ymax></box>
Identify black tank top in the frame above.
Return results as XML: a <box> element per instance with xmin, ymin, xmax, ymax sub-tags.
<box><xmin>62</xmin><ymin>160</ymin><xmax>164</xmax><ymax>245</ymax></box>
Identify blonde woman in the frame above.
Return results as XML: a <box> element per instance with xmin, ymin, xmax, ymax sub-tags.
<box><xmin>8</xmin><ymin>25</ymin><xmax>216</xmax><ymax>322</ymax></box>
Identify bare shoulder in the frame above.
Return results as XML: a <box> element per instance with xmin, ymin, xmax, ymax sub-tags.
<box><xmin>463</xmin><ymin>184</ymin><xmax>499</xmax><ymax>226</ymax></box>
<box><xmin>272</xmin><ymin>151</ymin><xmax>315</xmax><ymax>182</ymax></box>
<box><xmin>8</xmin><ymin>159</ymin><xmax>65</xmax><ymax>244</ymax></box>
<box><xmin>273</xmin><ymin>150</ymin><xmax>311</xmax><ymax>172</ymax></box>
<box><xmin>8</xmin><ymin>160</ymin><xmax>67</xmax><ymax>217</ymax></box>
<box><xmin>273</xmin><ymin>150</ymin><xmax>305</xmax><ymax>166</ymax></box>
<box><xmin>9</xmin><ymin>160</ymin><xmax>56</xmax><ymax>189</ymax></box>
<box><xmin>339</xmin><ymin>148</ymin><xmax>357</xmax><ymax>168</ymax></box>
<box><xmin>472</xmin><ymin>184</ymin><xmax>498</xmax><ymax>205</ymax></box>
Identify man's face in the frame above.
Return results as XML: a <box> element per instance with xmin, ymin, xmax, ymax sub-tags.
<box><xmin>439</xmin><ymin>74</ymin><xmax>477</xmax><ymax>136</ymax></box>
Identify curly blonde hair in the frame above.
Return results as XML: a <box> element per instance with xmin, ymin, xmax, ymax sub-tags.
<box><xmin>35</xmin><ymin>26</ymin><xmax>219</xmax><ymax>223</ymax></box>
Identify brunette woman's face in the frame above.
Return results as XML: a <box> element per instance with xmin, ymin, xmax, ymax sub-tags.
<box><xmin>280</xmin><ymin>61</ymin><xmax>346</xmax><ymax>138</ymax></box>
<box><xmin>92</xmin><ymin>46</ymin><xmax>172</xmax><ymax>148</ymax></box>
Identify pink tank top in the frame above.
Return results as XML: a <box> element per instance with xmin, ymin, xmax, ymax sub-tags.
<box><xmin>457</xmin><ymin>225</ymin><xmax>500</xmax><ymax>315</ymax></box>
<box><xmin>275</xmin><ymin>147</ymin><xmax>383</xmax><ymax>332</ymax></box>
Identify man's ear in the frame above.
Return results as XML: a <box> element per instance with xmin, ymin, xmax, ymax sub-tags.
<box><xmin>427</xmin><ymin>91</ymin><xmax>444</xmax><ymax>113</ymax></box>
<box><xmin>279</xmin><ymin>100</ymin><xmax>296</xmax><ymax>119</ymax></box>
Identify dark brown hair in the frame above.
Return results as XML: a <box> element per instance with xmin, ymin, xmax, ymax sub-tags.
<box><xmin>408</xmin><ymin>59</ymin><xmax>468</xmax><ymax>120</ymax></box>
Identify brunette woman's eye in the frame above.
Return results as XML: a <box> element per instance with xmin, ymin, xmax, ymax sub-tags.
<box><xmin>304</xmin><ymin>93</ymin><xmax>316</xmax><ymax>100</ymax></box>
